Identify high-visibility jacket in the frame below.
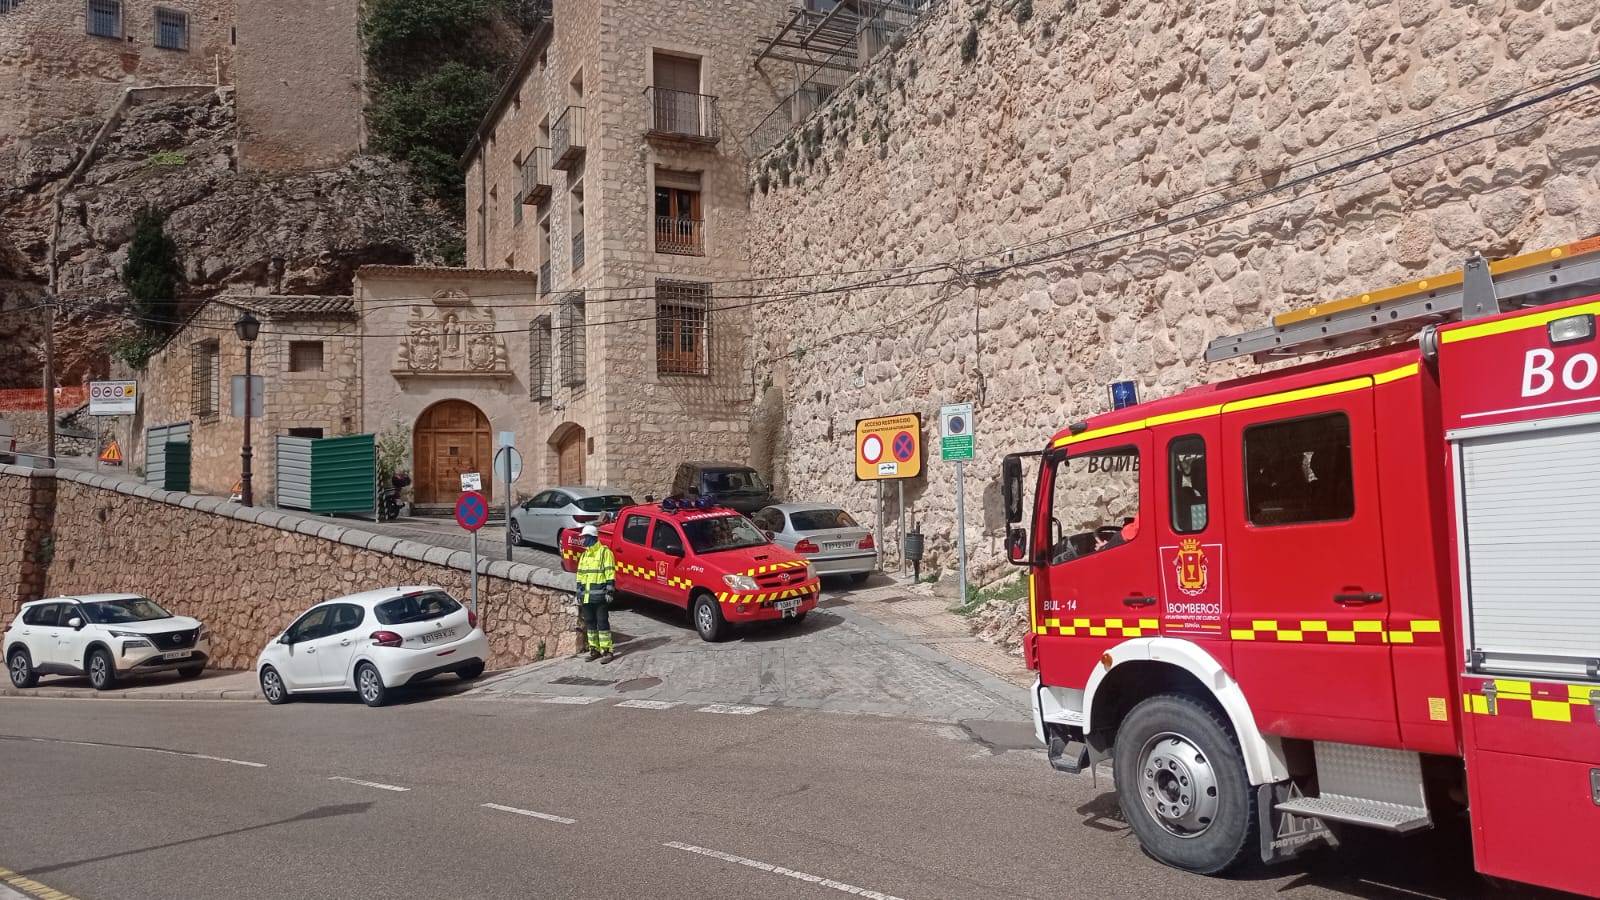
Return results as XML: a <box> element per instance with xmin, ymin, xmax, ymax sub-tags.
<box><xmin>575</xmin><ymin>543</ymin><xmax>616</xmax><ymax>604</ymax></box>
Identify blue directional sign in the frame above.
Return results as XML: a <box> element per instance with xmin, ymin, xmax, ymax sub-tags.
<box><xmin>455</xmin><ymin>490</ymin><xmax>489</xmax><ymax>532</ymax></box>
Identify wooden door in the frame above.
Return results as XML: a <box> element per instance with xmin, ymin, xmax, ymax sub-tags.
<box><xmin>413</xmin><ymin>400</ymin><xmax>492</xmax><ymax>504</ymax></box>
<box><xmin>557</xmin><ymin>427</ymin><xmax>585</xmax><ymax>485</ymax></box>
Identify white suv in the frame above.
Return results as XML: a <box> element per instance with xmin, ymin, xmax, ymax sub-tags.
<box><xmin>5</xmin><ymin>594</ymin><xmax>210</xmax><ymax>690</ymax></box>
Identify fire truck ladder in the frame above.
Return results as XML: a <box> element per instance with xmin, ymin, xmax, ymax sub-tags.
<box><xmin>1205</xmin><ymin>237</ymin><xmax>1600</xmax><ymax>364</ymax></box>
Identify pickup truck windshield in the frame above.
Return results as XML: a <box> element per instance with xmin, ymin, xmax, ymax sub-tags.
<box><xmin>683</xmin><ymin>515</ymin><xmax>770</xmax><ymax>553</ymax></box>
<box><xmin>702</xmin><ymin>470</ymin><xmax>770</xmax><ymax>495</ymax></box>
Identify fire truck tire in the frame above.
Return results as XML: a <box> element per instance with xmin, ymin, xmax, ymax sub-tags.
<box><xmin>692</xmin><ymin>592</ymin><xmax>729</xmax><ymax>642</ymax></box>
<box><xmin>1113</xmin><ymin>693</ymin><xmax>1257</xmax><ymax>875</ymax></box>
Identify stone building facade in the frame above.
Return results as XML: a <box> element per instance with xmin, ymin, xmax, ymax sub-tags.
<box><xmin>461</xmin><ymin>0</ymin><xmax>792</xmax><ymax>498</ymax></box>
<box><xmin>0</xmin><ymin>0</ymin><xmax>235</xmax><ymax>144</ymax></box>
<box><xmin>747</xmin><ymin>0</ymin><xmax>1600</xmax><ymax>581</ymax></box>
<box><xmin>0</xmin><ymin>0</ymin><xmax>363</xmax><ymax>172</ymax></box>
<box><xmin>130</xmin><ymin>293</ymin><xmax>361</xmax><ymax>500</ymax></box>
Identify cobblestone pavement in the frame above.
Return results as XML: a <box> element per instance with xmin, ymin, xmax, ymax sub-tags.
<box><xmin>478</xmin><ymin>589</ymin><xmax>1031</xmax><ymax>724</ymax></box>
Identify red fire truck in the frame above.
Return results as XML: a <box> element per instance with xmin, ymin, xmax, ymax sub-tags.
<box><xmin>1001</xmin><ymin>237</ymin><xmax>1600</xmax><ymax>896</ymax></box>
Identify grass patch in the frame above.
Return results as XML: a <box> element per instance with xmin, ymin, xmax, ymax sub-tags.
<box><xmin>955</xmin><ymin>573</ymin><xmax>1028</xmax><ymax>616</ymax></box>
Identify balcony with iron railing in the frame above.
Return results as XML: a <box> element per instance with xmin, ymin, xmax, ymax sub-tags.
<box><xmin>520</xmin><ymin>147</ymin><xmax>552</xmax><ymax>205</ymax></box>
<box><xmin>646</xmin><ymin>88</ymin><xmax>721</xmax><ymax>146</ymax></box>
<box><xmin>551</xmin><ymin>106</ymin><xmax>587</xmax><ymax>170</ymax></box>
<box><xmin>655</xmin><ymin>216</ymin><xmax>705</xmax><ymax>256</ymax></box>
<box><xmin>571</xmin><ymin>230</ymin><xmax>585</xmax><ymax>272</ymax></box>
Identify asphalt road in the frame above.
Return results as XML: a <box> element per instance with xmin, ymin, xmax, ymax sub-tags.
<box><xmin>0</xmin><ymin>695</ymin><xmax>1570</xmax><ymax>900</ymax></box>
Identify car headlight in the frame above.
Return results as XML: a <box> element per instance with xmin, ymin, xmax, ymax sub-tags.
<box><xmin>723</xmin><ymin>574</ymin><xmax>758</xmax><ymax>592</ymax></box>
<box><xmin>108</xmin><ymin>629</ymin><xmax>146</xmax><ymax>639</ymax></box>
<box><xmin>196</xmin><ymin>624</ymin><xmax>208</xmax><ymax>640</ymax></box>
<box><xmin>121</xmin><ymin>639</ymin><xmax>153</xmax><ymax>650</ymax></box>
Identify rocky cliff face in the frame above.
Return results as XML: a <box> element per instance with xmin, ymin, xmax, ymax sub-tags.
<box><xmin>0</xmin><ymin>90</ymin><xmax>461</xmax><ymax>388</ymax></box>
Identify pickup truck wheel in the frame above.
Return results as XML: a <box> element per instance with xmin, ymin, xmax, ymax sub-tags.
<box><xmin>692</xmin><ymin>593</ymin><xmax>728</xmax><ymax>642</ymax></box>
<box><xmin>1113</xmin><ymin>693</ymin><xmax>1256</xmax><ymax>875</ymax></box>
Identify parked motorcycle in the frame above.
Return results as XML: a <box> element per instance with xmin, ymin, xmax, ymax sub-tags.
<box><xmin>378</xmin><ymin>473</ymin><xmax>412</xmax><ymax>522</ymax></box>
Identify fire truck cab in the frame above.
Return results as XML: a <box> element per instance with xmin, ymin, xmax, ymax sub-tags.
<box><xmin>1003</xmin><ymin>238</ymin><xmax>1600</xmax><ymax>896</ymax></box>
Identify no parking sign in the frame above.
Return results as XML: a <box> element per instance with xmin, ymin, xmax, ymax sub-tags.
<box><xmin>855</xmin><ymin>413</ymin><xmax>922</xmax><ymax>480</ymax></box>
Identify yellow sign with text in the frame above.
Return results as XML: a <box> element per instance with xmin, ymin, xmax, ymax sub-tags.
<box><xmin>855</xmin><ymin>413</ymin><xmax>922</xmax><ymax>481</ymax></box>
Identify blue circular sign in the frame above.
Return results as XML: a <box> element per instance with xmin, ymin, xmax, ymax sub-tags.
<box><xmin>949</xmin><ymin>415</ymin><xmax>966</xmax><ymax>435</ymax></box>
<box><xmin>455</xmin><ymin>490</ymin><xmax>489</xmax><ymax>532</ymax></box>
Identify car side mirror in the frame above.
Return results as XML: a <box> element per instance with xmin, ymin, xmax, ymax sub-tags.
<box><xmin>67</xmin><ymin>616</ymin><xmax>84</xmax><ymax>630</ymax></box>
<box><xmin>278</xmin><ymin>633</ymin><xmax>293</xmax><ymax>645</ymax></box>
<box><xmin>1004</xmin><ymin>528</ymin><xmax>1029</xmax><ymax>565</ymax></box>
<box><xmin>761</xmin><ymin>530</ymin><xmax>774</xmax><ymax>540</ymax></box>
<box><xmin>664</xmin><ymin>542</ymin><xmax>685</xmax><ymax>557</ymax></box>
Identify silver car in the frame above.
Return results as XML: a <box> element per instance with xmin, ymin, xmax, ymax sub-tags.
<box><xmin>509</xmin><ymin>486</ymin><xmax>635</xmax><ymax>549</ymax></box>
<box><xmin>752</xmin><ymin>503</ymin><xmax>876</xmax><ymax>583</ymax></box>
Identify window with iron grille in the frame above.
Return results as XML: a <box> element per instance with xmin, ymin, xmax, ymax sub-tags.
<box><xmin>288</xmin><ymin>341</ymin><xmax>324</xmax><ymax>373</ymax></box>
<box><xmin>192</xmin><ymin>340</ymin><xmax>219</xmax><ymax>422</ymax></box>
<box><xmin>529</xmin><ymin>316</ymin><xmax>552</xmax><ymax>400</ymax></box>
<box><xmin>559</xmin><ymin>292</ymin><xmax>585</xmax><ymax>388</ymax></box>
<box><xmin>154</xmin><ymin>7</ymin><xmax>188</xmax><ymax>50</ymax></box>
<box><xmin>513</xmin><ymin>192</ymin><xmax>524</xmax><ymax>225</ymax></box>
<box><xmin>86</xmin><ymin>0</ymin><xmax>122</xmax><ymax>37</ymax></box>
<box><xmin>656</xmin><ymin>280</ymin><xmax>710</xmax><ymax>376</ymax></box>
<box><xmin>0</xmin><ymin>1</ymin><xmax>24</xmax><ymax>15</ymax></box>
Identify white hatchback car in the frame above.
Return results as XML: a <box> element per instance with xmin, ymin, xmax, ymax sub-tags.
<box><xmin>256</xmin><ymin>586</ymin><xmax>489</xmax><ymax>707</ymax></box>
<box><xmin>5</xmin><ymin>594</ymin><xmax>209</xmax><ymax>690</ymax></box>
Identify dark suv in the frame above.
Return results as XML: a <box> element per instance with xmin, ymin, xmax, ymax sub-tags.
<box><xmin>669</xmin><ymin>462</ymin><xmax>776</xmax><ymax>515</ymax></box>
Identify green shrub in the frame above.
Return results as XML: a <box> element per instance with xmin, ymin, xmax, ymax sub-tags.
<box><xmin>147</xmin><ymin>150</ymin><xmax>187</xmax><ymax>166</ymax></box>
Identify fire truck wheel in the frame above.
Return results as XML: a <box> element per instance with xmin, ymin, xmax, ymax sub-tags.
<box><xmin>1114</xmin><ymin>693</ymin><xmax>1257</xmax><ymax>875</ymax></box>
<box><xmin>692</xmin><ymin>593</ymin><xmax>729</xmax><ymax>642</ymax></box>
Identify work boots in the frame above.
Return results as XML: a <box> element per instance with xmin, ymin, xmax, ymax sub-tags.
<box><xmin>600</xmin><ymin>650</ymin><xmax>616</xmax><ymax>665</ymax></box>
<box><xmin>587</xmin><ymin>649</ymin><xmax>602</xmax><ymax>662</ymax></box>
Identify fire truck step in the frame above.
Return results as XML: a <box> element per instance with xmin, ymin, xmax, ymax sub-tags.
<box><xmin>1046</xmin><ymin>734</ymin><xmax>1090</xmax><ymax>774</ymax></box>
<box><xmin>1273</xmin><ymin>796</ymin><xmax>1431</xmax><ymax>833</ymax></box>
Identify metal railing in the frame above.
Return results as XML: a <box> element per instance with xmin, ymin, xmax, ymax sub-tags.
<box><xmin>539</xmin><ymin>260</ymin><xmax>552</xmax><ymax>294</ymax></box>
<box><xmin>646</xmin><ymin>88</ymin><xmax>721</xmax><ymax>142</ymax></box>
<box><xmin>571</xmin><ymin>230</ymin><xmax>585</xmax><ymax>272</ymax></box>
<box><xmin>552</xmin><ymin>106</ymin><xmax>587</xmax><ymax>170</ymax></box>
<box><xmin>655</xmin><ymin>216</ymin><xmax>705</xmax><ymax>256</ymax></box>
<box><xmin>520</xmin><ymin>146</ymin><xmax>552</xmax><ymax>204</ymax></box>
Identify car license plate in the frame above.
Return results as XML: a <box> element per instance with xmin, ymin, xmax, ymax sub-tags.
<box><xmin>776</xmin><ymin>599</ymin><xmax>801</xmax><ymax>614</ymax></box>
<box><xmin>824</xmin><ymin>541</ymin><xmax>855</xmax><ymax>550</ymax></box>
<box><xmin>421</xmin><ymin>628</ymin><xmax>456</xmax><ymax>644</ymax></box>
<box><xmin>163</xmin><ymin>649</ymin><xmax>193</xmax><ymax>660</ymax></box>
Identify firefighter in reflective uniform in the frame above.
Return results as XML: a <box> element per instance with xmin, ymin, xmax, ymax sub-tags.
<box><xmin>574</xmin><ymin>524</ymin><xmax>616</xmax><ymax>663</ymax></box>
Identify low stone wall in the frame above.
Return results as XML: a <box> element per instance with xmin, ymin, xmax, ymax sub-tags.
<box><xmin>0</xmin><ymin>465</ymin><xmax>579</xmax><ymax>671</ymax></box>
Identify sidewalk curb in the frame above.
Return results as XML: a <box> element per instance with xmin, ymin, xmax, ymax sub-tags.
<box><xmin>0</xmin><ymin>686</ymin><xmax>262</xmax><ymax>701</ymax></box>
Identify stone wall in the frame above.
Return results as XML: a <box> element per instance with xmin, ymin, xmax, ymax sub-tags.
<box><xmin>235</xmin><ymin>0</ymin><xmax>363</xmax><ymax>172</ymax></box>
<box><xmin>0</xmin><ymin>0</ymin><xmax>233</xmax><ymax>146</ymax></box>
<box><xmin>0</xmin><ymin>464</ymin><xmax>579</xmax><ymax>670</ymax></box>
<box><xmin>748</xmin><ymin>0</ymin><xmax>1600</xmax><ymax>582</ymax></box>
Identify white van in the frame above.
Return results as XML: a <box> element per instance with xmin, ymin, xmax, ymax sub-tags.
<box><xmin>0</xmin><ymin>417</ymin><xmax>15</xmax><ymax>463</ymax></box>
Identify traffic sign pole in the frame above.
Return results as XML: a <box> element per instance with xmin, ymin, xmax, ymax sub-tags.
<box><xmin>455</xmin><ymin>490</ymin><xmax>490</xmax><ymax>617</ymax></box>
<box><xmin>956</xmin><ymin>460</ymin><xmax>967</xmax><ymax>606</ymax></box>
<box><xmin>470</xmin><ymin>530</ymin><xmax>479</xmax><ymax>618</ymax></box>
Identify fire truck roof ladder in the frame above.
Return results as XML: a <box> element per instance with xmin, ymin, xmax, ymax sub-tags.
<box><xmin>1205</xmin><ymin>236</ymin><xmax>1600</xmax><ymax>364</ymax></box>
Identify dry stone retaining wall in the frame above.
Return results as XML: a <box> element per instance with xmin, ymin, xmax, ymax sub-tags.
<box><xmin>0</xmin><ymin>465</ymin><xmax>579</xmax><ymax>671</ymax></box>
<box><xmin>749</xmin><ymin>0</ymin><xmax>1600</xmax><ymax>585</ymax></box>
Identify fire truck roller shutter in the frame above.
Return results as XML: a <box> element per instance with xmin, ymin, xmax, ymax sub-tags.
<box><xmin>1078</xmin><ymin>636</ymin><xmax>1291</xmax><ymax>785</ymax></box>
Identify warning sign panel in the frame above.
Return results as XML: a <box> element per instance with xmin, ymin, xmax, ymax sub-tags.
<box><xmin>99</xmin><ymin>440</ymin><xmax>123</xmax><ymax>465</ymax></box>
<box><xmin>88</xmin><ymin>380</ymin><xmax>137</xmax><ymax>416</ymax></box>
<box><xmin>855</xmin><ymin>414</ymin><xmax>921</xmax><ymax>481</ymax></box>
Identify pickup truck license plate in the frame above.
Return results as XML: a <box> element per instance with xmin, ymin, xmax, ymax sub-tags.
<box><xmin>421</xmin><ymin>629</ymin><xmax>456</xmax><ymax>644</ymax></box>
<box><xmin>776</xmin><ymin>599</ymin><xmax>801</xmax><ymax>614</ymax></box>
<box><xmin>163</xmin><ymin>649</ymin><xmax>193</xmax><ymax>660</ymax></box>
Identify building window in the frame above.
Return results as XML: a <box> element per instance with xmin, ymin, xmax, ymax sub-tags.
<box><xmin>288</xmin><ymin>427</ymin><xmax>324</xmax><ymax>439</ymax></box>
<box><xmin>570</xmin><ymin>181</ymin><xmax>586</xmax><ymax>272</ymax></box>
<box><xmin>537</xmin><ymin>214</ymin><xmax>553</xmax><ymax>294</ymax></box>
<box><xmin>656</xmin><ymin>280</ymin><xmax>710</xmax><ymax>376</ymax></box>
<box><xmin>86</xmin><ymin>0</ymin><xmax>122</xmax><ymax>38</ymax></box>
<box><xmin>1243</xmin><ymin>412</ymin><xmax>1355</xmax><ymax>526</ymax></box>
<box><xmin>288</xmin><ymin>341</ymin><xmax>324</xmax><ymax>373</ymax></box>
<box><xmin>513</xmin><ymin>191</ymin><xmax>524</xmax><ymax>225</ymax></box>
<box><xmin>154</xmin><ymin>7</ymin><xmax>188</xmax><ymax>50</ymax></box>
<box><xmin>559</xmin><ymin>292</ymin><xmax>585</xmax><ymax>388</ymax></box>
<box><xmin>192</xmin><ymin>339</ymin><xmax>219</xmax><ymax>422</ymax></box>
<box><xmin>530</xmin><ymin>315</ymin><xmax>552</xmax><ymax>400</ymax></box>
<box><xmin>655</xmin><ymin>170</ymin><xmax>703</xmax><ymax>256</ymax></box>
<box><xmin>0</xmin><ymin>1</ymin><xmax>23</xmax><ymax>14</ymax></box>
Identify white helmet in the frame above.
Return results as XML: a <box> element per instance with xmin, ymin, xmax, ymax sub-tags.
<box><xmin>581</xmin><ymin>524</ymin><xmax>599</xmax><ymax>538</ymax></box>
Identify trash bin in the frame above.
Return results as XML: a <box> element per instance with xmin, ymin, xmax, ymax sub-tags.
<box><xmin>903</xmin><ymin>529</ymin><xmax>925</xmax><ymax>581</ymax></box>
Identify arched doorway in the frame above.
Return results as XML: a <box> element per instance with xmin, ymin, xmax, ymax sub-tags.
<box><xmin>413</xmin><ymin>400</ymin><xmax>492</xmax><ymax>505</ymax></box>
<box><xmin>550</xmin><ymin>423</ymin><xmax>586</xmax><ymax>485</ymax></box>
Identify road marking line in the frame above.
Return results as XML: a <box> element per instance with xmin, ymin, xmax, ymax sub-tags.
<box><xmin>481</xmin><ymin>802</ymin><xmax>576</xmax><ymax>825</ymax></box>
<box><xmin>697</xmin><ymin>703</ymin><xmax>766</xmax><ymax>715</ymax></box>
<box><xmin>540</xmin><ymin>695</ymin><xmax>605</xmax><ymax>705</ymax></box>
<box><xmin>663</xmin><ymin>842</ymin><xmax>906</xmax><ymax>900</ymax></box>
<box><xmin>328</xmin><ymin>776</ymin><xmax>410</xmax><ymax>792</ymax></box>
<box><xmin>615</xmin><ymin>699</ymin><xmax>679</xmax><ymax>710</ymax></box>
<box><xmin>0</xmin><ymin>865</ymin><xmax>81</xmax><ymax>900</ymax></box>
<box><xmin>4</xmin><ymin>735</ymin><xmax>266</xmax><ymax>768</ymax></box>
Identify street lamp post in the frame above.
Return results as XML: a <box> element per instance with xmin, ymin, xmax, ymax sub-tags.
<box><xmin>234</xmin><ymin>311</ymin><xmax>260</xmax><ymax>507</ymax></box>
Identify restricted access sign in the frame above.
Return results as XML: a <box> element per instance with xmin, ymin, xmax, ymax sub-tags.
<box><xmin>855</xmin><ymin>413</ymin><xmax>921</xmax><ymax>480</ymax></box>
<box><xmin>940</xmin><ymin>402</ymin><xmax>974</xmax><ymax>461</ymax></box>
<box><xmin>455</xmin><ymin>490</ymin><xmax>489</xmax><ymax>532</ymax></box>
<box><xmin>88</xmin><ymin>380</ymin><xmax>138</xmax><ymax>416</ymax></box>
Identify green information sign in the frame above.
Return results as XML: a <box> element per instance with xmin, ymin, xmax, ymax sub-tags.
<box><xmin>942</xmin><ymin>434</ymin><xmax>974</xmax><ymax>460</ymax></box>
<box><xmin>940</xmin><ymin>403</ymin><xmax>975</xmax><ymax>461</ymax></box>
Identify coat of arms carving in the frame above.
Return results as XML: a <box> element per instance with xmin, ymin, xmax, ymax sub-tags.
<box><xmin>393</xmin><ymin>292</ymin><xmax>510</xmax><ymax>377</ymax></box>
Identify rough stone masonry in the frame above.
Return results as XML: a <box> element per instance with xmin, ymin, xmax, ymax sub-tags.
<box><xmin>749</xmin><ymin>0</ymin><xmax>1600</xmax><ymax>588</ymax></box>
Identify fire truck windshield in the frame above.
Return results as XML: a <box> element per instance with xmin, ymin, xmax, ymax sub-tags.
<box><xmin>1047</xmin><ymin>446</ymin><xmax>1141</xmax><ymax>565</ymax></box>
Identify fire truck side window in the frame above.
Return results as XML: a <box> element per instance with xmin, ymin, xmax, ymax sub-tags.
<box><xmin>1047</xmin><ymin>445</ymin><xmax>1141</xmax><ymax>565</ymax></box>
<box><xmin>621</xmin><ymin>514</ymin><xmax>652</xmax><ymax>545</ymax></box>
<box><xmin>1169</xmin><ymin>435</ymin><xmax>1208</xmax><ymax>534</ymax></box>
<box><xmin>1242</xmin><ymin>412</ymin><xmax>1356</xmax><ymax>526</ymax></box>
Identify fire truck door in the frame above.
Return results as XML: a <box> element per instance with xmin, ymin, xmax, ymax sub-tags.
<box><xmin>1036</xmin><ymin>434</ymin><xmax>1160</xmax><ymax>687</ymax></box>
<box><xmin>614</xmin><ymin>513</ymin><xmax>656</xmax><ymax>598</ymax></box>
<box><xmin>1220</xmin><ymin>381</ymin><xmax>1400</xmax><ymax>746</ymax></box>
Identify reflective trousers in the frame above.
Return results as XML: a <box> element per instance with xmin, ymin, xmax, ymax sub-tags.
<box><xmin>580</xmin><ymin>601</ymin><xmax>612</xmax><ymax>653</ymax></box>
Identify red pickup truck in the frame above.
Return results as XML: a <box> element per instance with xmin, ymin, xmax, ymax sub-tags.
<box><xmin>562</xmin><ymin>500</ymin><xmax>821</xmax><ymax>641</ymax></box>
